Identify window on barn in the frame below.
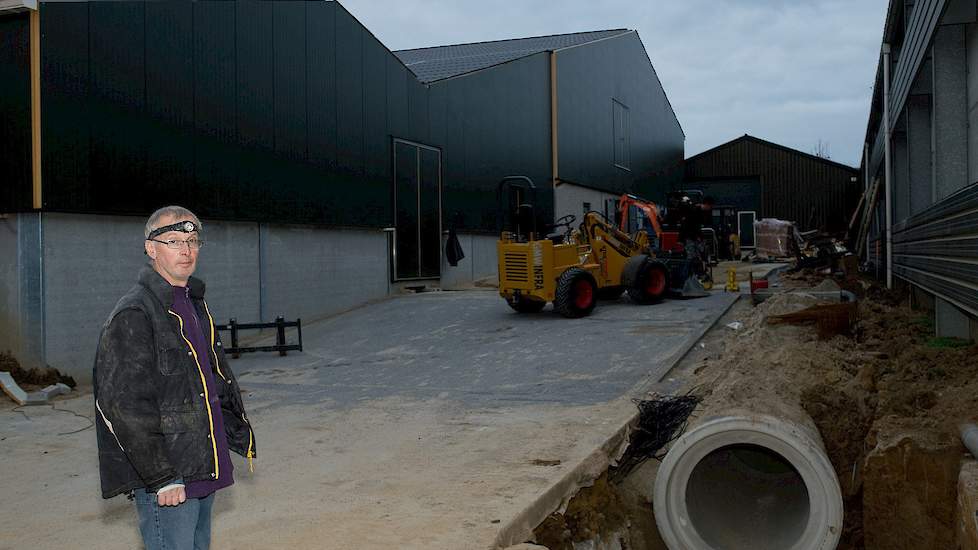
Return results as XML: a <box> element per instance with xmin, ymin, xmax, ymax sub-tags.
<box><xmin>613</xmin><ymin>99</ymin><xmax>630</xmax><ymax>170</ymax></box>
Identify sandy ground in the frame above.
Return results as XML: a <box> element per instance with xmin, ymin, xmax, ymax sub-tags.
<box><xmin>0</xmin><ymin>289</ymin><xmax>738</xmax><ymax>550</ymax></box>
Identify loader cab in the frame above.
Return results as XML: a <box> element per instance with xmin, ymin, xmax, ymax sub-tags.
<box><xmin>498</xmin><ymin>176</ymin><xmax>538</xmax><ymax>242</ymax></box>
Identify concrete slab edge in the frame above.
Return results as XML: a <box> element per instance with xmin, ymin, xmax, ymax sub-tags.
<box><xmin>491</xmin><ymin>413</ymin><xmax>635</xmax><ymax>549</ymax></box>
<box><xmin>490</xmin><ymin>293</ymin><xmax>741</xmax><ymax>548</ymax></box>
<box><xmin>631</xmin><ymin>293</ymin><xmax>741</xmax><ymax>396</ymax></box>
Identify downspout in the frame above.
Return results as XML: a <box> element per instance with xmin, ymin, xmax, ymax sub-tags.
<box><xmin>882</xmin><ymin>43</ymin><xmax>893</xmax><ymax>289</ymax></box>
<box><xmin>550</xmin><ymin>51</ymin><xmax>559</xmax><ymax>190</ymax></box>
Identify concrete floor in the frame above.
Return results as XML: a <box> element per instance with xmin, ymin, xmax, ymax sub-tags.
<box><xmin>0</xmin><ymin>289</ymin><xmax>737</xmax><ymax>550</ymax></box>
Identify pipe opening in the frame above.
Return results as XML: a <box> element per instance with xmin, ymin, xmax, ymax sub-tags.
<box><xmin>685</xmin><ymin>444</ymin><xmax>810</xmax><ymax>550</ymax></box>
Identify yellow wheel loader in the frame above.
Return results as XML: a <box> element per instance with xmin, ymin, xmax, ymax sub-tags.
<box><xmin>496</xmin><ymin>177</ymin><xmax>697</xmax><ymax>318</ymax></box>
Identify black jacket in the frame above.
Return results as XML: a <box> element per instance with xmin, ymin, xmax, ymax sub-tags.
<box><xmin>94</xmin><ymin>265</ymin><xmax>255</xmax><ymax>499</ymax></box>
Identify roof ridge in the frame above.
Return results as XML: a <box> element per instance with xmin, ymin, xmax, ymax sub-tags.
<box><xmin>686</xmin><ymin>134</ymin><xmax>858</xmax><ymax>171</ymax></box>
<box><xmin>393</xmin><ymin>28</ymin><xmax>630</xmax><ymax>53</ymax></box>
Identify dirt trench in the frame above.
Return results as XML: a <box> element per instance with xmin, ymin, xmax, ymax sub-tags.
<box><xmin>528</xmin><ymin>270</ymin><xmax>976</xmax><ymax>549</ymax></box>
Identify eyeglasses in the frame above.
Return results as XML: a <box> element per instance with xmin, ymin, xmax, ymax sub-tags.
<box><xmin>147</xmin><ymin>237</ymin><xmax>204</xmax><ymax>250</ymax></box>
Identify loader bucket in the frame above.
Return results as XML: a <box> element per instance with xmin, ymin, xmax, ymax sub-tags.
<box><xmin>675</xmin><ymin>275</ymin><xmax>710</xmax><ymax>298</ymax></box>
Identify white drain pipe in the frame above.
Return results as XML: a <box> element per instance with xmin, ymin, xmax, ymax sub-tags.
<box><xmin>653</xmin><ymin>412</ymin><xmax>843</xmax><ymax>550</ymax></box>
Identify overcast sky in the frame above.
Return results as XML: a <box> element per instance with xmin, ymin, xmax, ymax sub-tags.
<box><xmin>339</xmin><ymin>0</ymin><xmax>888</xmax><ymax>168</ymax></box>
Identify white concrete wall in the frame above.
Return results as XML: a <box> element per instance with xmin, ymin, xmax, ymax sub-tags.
<box><xmin>11</xmin><ymin>213</ymin><xmax>393</xmax><ymax>382</ymax></box>
<box><xmin>192</xmin><ymin>220</ymin><xmax>261</xmax><ymax>326</ymax></box>
<box><xmin>554</xmin><ymin>182</ymin><xmax>619</xmax><ymax>226</ymax></box>
<box><xmin>0</xmin><ymin>214</ymin><xmax>21</xmax><ymax>357</ymax></box>
<box><xmin>260</xmin><ymin>225</ymin><xmax>389</xmax><ymax>322</ymax></box>
<box><xmin>440</xmin><ymin>233</ymin><xmax>499</xmax><ymax>289</ymax></box>
<box><xmin>42</xmin><ymin>214</ymin><xmax>147</xmax><ymax>376</ymax></box>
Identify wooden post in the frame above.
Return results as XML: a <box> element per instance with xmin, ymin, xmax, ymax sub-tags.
<box><xmin>30</xmin><ymin>8</ymin><xmax>42</xmax><ymax>209</ymax></box>
<box><xmin>229</xmin><ymin>318</ymin><xmax>240</xmax><ymax>359</ymax></box>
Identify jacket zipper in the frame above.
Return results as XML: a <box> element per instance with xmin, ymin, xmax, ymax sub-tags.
<box><xmin>202</xmin><ymin>300</ymin><xmax>227</xmax><ymax>382</ymax></box>
<box><xmin>167</xmin><ymin>309</ymin><xmax>220</xmax><ymax>480</ymax></box>
<box><xmin>203</xmin><ymin>299</ymin><xmax>255</xmax><ymax>472</ymax></box>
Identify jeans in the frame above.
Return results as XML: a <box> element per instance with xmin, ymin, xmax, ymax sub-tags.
<box><xmin>684</xmin><ymin>239</ymin><xmax>706</xmax><ymax>274</ymax></box>
<box><xmin>133</xmin><ymin>488</ymin><xmax>214</xmax><ymax>550</ymax></box>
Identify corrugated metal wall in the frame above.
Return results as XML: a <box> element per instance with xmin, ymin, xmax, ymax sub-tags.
<box><xmin>555</xmin><ymin>32</ymin><xmax>685</xmax><ymax>201</ymax></box>
<box><xmin>0</xmin><ymin>13</ymin><xmax>32</xmax><ymax>211</ymax></box>
<box><xmin>685</xmin><ymin>136</ymin><xmax>859</xmax><ymax>231</ymax></box>
<box><xmin>3</xmin><ymin>1</ymin><xmax>685</xmax><ymax>234</ymax></box>
<box><xmin>892</xmin><ymin>183</ymin><xmax>978</xmax><ymax>315</ymax></box>
<box><xmin>33</xmin><ymin>0</ymin><xmax>430</xmax><ymax>228</ymax></box>
<box><xmin>429</xmin><ymin>52</ymin><xmax>554</xmax><ymax>232</ymax></box>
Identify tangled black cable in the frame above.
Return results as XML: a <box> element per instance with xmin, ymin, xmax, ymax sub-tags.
<box><xmin>610</xmin><ymin>391</ymin><xmax>702</xmax><ymax>482</ymax></box>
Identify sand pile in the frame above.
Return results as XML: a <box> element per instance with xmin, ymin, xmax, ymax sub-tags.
<box><xmin>687</xmin><ymin>273</ymin><xmax>977</xmax><ymax>549</ymax></box>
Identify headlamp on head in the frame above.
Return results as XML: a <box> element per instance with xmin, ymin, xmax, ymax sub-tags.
<box><xmin>148</xmin><ymin>220</ymin><xmax>199</xmax><ymax>239</ymax></box>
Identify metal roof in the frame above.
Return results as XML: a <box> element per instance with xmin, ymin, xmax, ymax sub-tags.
<box><xmin>394</xmin><ymin>29</ymin><xmax>631</xmax><ymax>83</ymax></box>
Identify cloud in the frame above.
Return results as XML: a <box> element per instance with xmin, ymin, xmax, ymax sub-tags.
<box><xmin>339</xmin><ymin>0</ymin><xmax>888</xmax><ymax>166</ymax></box>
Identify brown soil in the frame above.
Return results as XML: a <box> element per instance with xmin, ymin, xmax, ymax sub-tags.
<box><xmin>687</xmin><ymin>269</ymin><xmax>978</xmax><ymax>549</ymax></box>
<box><xmin>533</xmin><ymin>473</ymin><xmax>630</xmax><ymax>550</ymax></box>
<box><xmin>0</xmin><ymin>350</ymin><xmax>76</xmax><ymax>391</ymax></box>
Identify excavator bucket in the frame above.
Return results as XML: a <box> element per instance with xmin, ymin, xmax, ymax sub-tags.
<box><xmin>676</xmin><ymin>274</ymin><xmax>710</xmax><ymax>298</ymax></box>
<box><xmin>660</xmin><ymin>257</ymin><xmax>710</xmax><ymax>298</ymax></box>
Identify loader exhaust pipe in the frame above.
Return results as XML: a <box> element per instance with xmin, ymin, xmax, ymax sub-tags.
<box><xmin>653</xmin><ymin>413</ymin><xmax>843</xmax><ymax>550</ymax></box>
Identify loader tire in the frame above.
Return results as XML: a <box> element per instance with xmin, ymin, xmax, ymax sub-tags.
<box><xmin>554</xmin><ymin>268</ymin><xmax>598</xmax><ymax>318</ymax></box>
<box><xmin>620</xmin><ymin>254</ymin><xmax>650</xmax><ymax>290</ymax></box>
<box><xmin>505</xmin><ymin>294</ymin><xmax>546</xmax><ymax>313</ymax></box>
<box><xmin>626</xmin><ymin>259</ymin><xmax>669</xmax><ymax>305</ymax></box>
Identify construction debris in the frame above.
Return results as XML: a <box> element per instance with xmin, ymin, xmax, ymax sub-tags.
<box><xmin>0</xmin><ymin>371</ymin><xmax>72</xmax><ymax>406</ymax></box>
<box><xmin>0</xmin><ymin>351</ymin><xmax>76</xmax><ymax>405</ymax></box>
<box><xmin>751</xmin><ymin>218</ymin><xmax>850</xmax><ymax>271</ymax></box>
<box><xmin>767</xmin><ymin>302</ymin><xmax>858</xmax><ymax>339</ymax></box>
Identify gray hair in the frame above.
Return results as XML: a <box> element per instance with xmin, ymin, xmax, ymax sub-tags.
<box><xmin>144</xmin><ymin>206</ymin><xmax>203</xmax><ymax>238</ymax></box>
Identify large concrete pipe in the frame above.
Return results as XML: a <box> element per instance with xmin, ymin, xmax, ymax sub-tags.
<box><xmin>653</xmin><ymin>412</ymin><xmax>843</xmax><ymax>550</ymax></box>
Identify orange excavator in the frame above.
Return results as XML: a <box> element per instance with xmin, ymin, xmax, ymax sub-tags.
<box><xmin>616</xmin><ymin>193</ymin><xmax>713</xmax><ymax>294</ymax></box>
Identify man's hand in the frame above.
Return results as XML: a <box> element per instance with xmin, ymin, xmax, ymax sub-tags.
<box><xmin>157</xmin><ymin>486</ymin><xmax>187</xmax><ymax>507</ymax></box>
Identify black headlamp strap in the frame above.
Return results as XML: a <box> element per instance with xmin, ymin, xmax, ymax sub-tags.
<box><xmin>147</xmin><ymin>220</ymin><xmax>199</xmax><ymax>240</ymax></box>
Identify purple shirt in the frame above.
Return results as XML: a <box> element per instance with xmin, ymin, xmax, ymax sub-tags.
<box><xmin>170</xmin><ymin>285</ymin><xmax>234</xmax><ymax>498</ymax></box>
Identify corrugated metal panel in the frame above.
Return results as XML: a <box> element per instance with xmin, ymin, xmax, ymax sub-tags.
<box><xmin>893</xmin><ymin>182</ymin><xmax>978</xmax><ymax>316</ymax></box>
<box><xmin>869</xmin><ymin>124</ymin><xmax>885</xmax><ymax>177</ymax></box>
<box><xmin>866</xmin><ymin>0</ymin><xmax>947</xmax><ymax>178</ymax></box>
<box><xmin>145</xmin><ymin>1</ymin><xmax>194</xmax><ymax>206</ymax></box>
<box><xmin>90</xmin><ymin>1</ymin><xmax>146</xmax><ymax>208</ymax></box>
<box><xmin>685</xmin><ymin>136</ymin><xmax>858</xmax><ymax>231</ymax></box>
<box><xmin>39</xmin><ymin>2</ymin><xmax>90</xmax><ymax>211</ymax></box>
<box><xmin>889</xmin><ymin>0</ymin><xmax>947</xmax><ymax>128</ymax></box>
<box><xmin>193</xmin><ymin>1</ymin><xmax>238</xmax><ymax>219</ymax></box>
<box><xmin>34</xmin><ymin>0</ymin><xmax>412</xmax><ymax>228</ymax></box>
<box><xmin>0</xmin><ymin>13</ymin><xmax>32</xmax><ymax>211</ymax></box>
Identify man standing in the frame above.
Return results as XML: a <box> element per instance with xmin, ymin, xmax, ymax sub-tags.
<box><xmin>678</xmin><ymin>195</ymin><xmax>715</xmax><ymax>277</ymax></box>
<box><xmin>94</xmin><ymin>206</ymin><xmax>255</xmax><ymax>550</ymax></box>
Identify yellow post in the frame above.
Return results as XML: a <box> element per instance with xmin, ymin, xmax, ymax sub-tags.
<box><xmin>725</xmin><ymin>266</ymin><xmax>738</xmax><ymax>292</ymax></box>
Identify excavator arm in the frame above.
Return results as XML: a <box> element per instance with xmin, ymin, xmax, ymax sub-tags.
<box><xmin>617</xmin><ymin>194</ymin><xmax>663</xmax><ymax>239</ymax></box>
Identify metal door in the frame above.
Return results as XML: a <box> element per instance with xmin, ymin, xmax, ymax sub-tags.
<box><xmin>392</xmin><ymin>139</ymin><xmax>442</xmax><ymax>280</ymax></box>
<box><xmin>738</xmin><ymin>211</ymin><xmax>757</xmax><ymax>249</ymax></box>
